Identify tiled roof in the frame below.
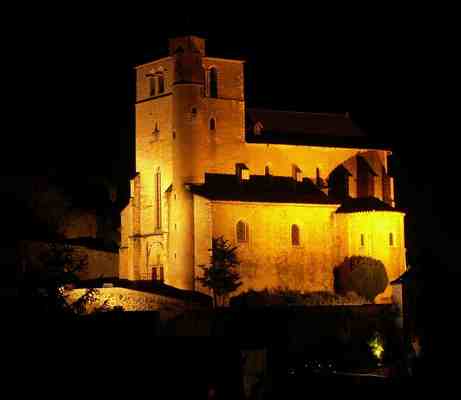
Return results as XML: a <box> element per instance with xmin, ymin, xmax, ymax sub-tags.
<box><xmin>245</xmin><ymin>109</ymin><xmax>391</xmax><ymax>150</ymax></box>
<box><xmin>189</xmin><ymin>173</ymin><xmax>338</xmax><ymax>205</ymax></box>
<box><xmin>335</xmin><ymin>197</ymin><xmax>401</xmax><ymax>213</ymax></box>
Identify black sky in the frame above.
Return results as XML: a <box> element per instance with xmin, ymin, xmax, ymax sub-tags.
<box><xmin>5</xmin><ymin>6</ymin><xmax>458</xmax><ymax>268</ymax></box>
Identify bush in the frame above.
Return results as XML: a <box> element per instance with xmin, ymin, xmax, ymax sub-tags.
<box><xmin>334</xmin><ymin>256</ymin><xmax>389</xmax><ymax>302</ymax></box>
<box><xmin>230</xmin><ymin>288</ymin><xmax>369</xmax><ymax>307</ymax></box>
<box><xmin>299</xmin><ymin>290</ymin><xmax>368</xmax><ymax>306</ymax></box>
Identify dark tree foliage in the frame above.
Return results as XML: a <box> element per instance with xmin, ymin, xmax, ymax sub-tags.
<box><xmin>334</xmin><ymin>256</ymin><xmax>389</xmax><ymax>302</ymax></box>
<box><xmin>23</xmin><ymin>242</ymin><xmax>103</xmax><ymax>315</ymax></box>
<box><xmin>197</xmin><ymin>236</ymin><xmax>241</xmax><ymax>307</ymax></box>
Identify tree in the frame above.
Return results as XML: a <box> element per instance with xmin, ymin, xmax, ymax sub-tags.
<box><xmin>334</xmin><ymin>256</ymin><xmax>389</xmax><ymax>302</ymax></box>
<box><xmin>23</xmin><ymin>242</ymin><xmax>106</xmax><ymax>315</ymax></box>
<box><xmin>197</xmin><ymin>236</ymin><xmax>242</xmax><ymax>307</ymax></box>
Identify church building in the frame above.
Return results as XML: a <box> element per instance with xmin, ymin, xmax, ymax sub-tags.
<box><xmin>119</xmin><ymin>35</ymin><xmax>406</xmax><ymax>302</ymax></box>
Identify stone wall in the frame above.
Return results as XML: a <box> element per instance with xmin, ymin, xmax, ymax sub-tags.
<box><xmin>19</xmin><ymin>240</ymin><xmax>118</xmax><ymax>280</ymax></box>
<box><xmin>207</xmin><ymin>201</ymin><xmax>339</xmax><ymax>295</ymax></box>
<box><xmin>136</xmin><ymin>57</ymin><xmax>174</xmax><ymax>102</ymax></box>
<box><xmin>335</xmin><ymin>211</ymin><xmax>406</xmax><ymax>302</ymax></box>
<box><xmin>193</xmin><ymin>194</ymin><xmax>213</xmax><ymax>293</ymax></box>
<box><xmin>191</xmin><ymin>201</ymin><xmax>406</xmax><ymax>303</ymax></box>
<box><xmin>203</xmin><ymin>57</ymin><xmax>245</xmax><ymax>102</ymax></box>
<box><xmin>66</xmin><ymin>287</ymin><xmax>190</xmax><ymax>320</ymax></box>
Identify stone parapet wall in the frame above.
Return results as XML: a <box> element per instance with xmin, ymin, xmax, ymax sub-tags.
<box><xmin>19</xmin><ymin>240</ymin><xmax>118</xmax><ymax>280</ymax></box>
<box><xmin>66</xmin><ymin>287</ymin><xmax>198</xmax><ymax>320</ymax></box>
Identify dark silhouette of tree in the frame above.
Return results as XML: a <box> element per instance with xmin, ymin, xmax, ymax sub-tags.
<box><xmin>23</xmin><ymin>242</ymin><xmax>106</xmax><ymax>315</ymax></box>
<box><xmin>197</xmin><ymin>236</ymin><xmax>241</xmax><ymax>307</ymax></box>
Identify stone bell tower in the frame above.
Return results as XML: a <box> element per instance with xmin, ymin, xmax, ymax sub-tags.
<box><xmin>120</xmin><ymin>34</ymin><xmax>245</xmax><ymax>290</ymax></box>
<box><xmin>169</xmin><ymin>36</ymin><xmax>207</xmax><ymax>290</ymax></box>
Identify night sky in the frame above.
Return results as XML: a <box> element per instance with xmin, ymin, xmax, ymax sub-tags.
<box><xmin>5</xmin><ymin>7</ymin><xmax>457</xmax><ymax>270</ymax></box>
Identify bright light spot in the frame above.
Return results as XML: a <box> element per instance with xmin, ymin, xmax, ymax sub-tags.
<box><xmin>368</xmin><ymin>332</ymin><xmax>385</xmax><ymax>361</ymax></box>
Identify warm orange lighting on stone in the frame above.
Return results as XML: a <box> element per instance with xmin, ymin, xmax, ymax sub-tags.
<box><xmin>119</xmin><ymin>36</ymin><xmax>405</xmax><ymax>303</ymax></box>
<box><xmin>336</xmin><ymin>211</ymin><xmax>406</xmax><ymax>302</ymax></box>
<box><xmin>66</xmin><ymin>288</ymin><xmax>184</xmax><ymax>314</ymax></box>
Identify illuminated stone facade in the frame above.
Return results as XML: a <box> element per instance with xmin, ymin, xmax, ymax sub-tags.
<box><xmin>120</xmin><ymin>36</ymin><xmax>406</xmax><ymax>302</ymax></box>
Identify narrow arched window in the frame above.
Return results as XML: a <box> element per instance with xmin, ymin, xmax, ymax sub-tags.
<box><xmin>291</xmin><ymin>225</ymin><xmax>300</xmax><ymax>246</ymax></box>
<box><xmin>254</xmin><ymin>121</ymin><xmax>263</xmax><ymax>135</ymax></box>
<box><xmin>389</xmin><ymin>233</ymin><xmax>394</xmax><ymax>246</ymax></box>
<box><xmin>152</xmin><ymin>122</ymin><xmax>160</xmax><ymax>141</ymax></box>
<box><xmin>149</xmin><ymin>77</ymin><xmax>156</xmax><ymax>96</ymax></box>
<box><xmin>292</xmin><ymin>164</ymin><xmax>302</xmax><ymax>182</ymax></box>
<box><xmin>265</xmin><ymin>165</ymin><xmax>271</xmax><ymax>176</ymax></box>
<box><xmin>157</xmin><ymin>72</ymin><xmax>165</xmax><ymax>94</ymax></box>
<box><xmin>209</xmin><ymin>67</ymin><xmax>218</xmax><ymax>98</ymax></box>
<box><xmin>360</xmin><ymin>234</ymin><xmax>365</xmax><ymax>247</ymax></box>
<box><xmin>155</xmin><ymin>168</ymin><xmax>162</xmax><ymax>230</ymax></box>
<box><xmin>209</xmin><ymin>117</ymin><xmax>216</xmax><ymax>131</ymax></box>
<box><xmin>236</xmin><ymin>220</ymin><xmax>248</xmax><ymax>243</ymax></box>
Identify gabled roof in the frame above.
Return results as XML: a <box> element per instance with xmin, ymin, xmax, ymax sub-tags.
<box><xmin>189</xmin><ymin>173</ymin><xmax>338</xmax><ymax>205</ymax></box>
<box><xmin>357</xmin><ymin>155</ymin><xmax>378</xmax><ymax>176</ymax></box>
<box><xmin>335</xmin><ymin>197</ymin><xmax>402</xmax><ymax>213</ymax></box>
<box><xmin>245</xmin><ymin>109</ymin><xmax>391</xmax><ymax>150</ymax></box>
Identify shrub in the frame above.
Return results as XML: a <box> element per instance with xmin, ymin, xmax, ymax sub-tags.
<box><xmin>230</xmin><ymin>288</ymin><xmax>369</xmax><ymax>307</ymax></box>
<box><xmin>334</xmin><ymin>256</ymin><xmax>389</xmax><ymax>302</ymax></box>
<box><xmin>299</xmin><ymin>290</ymin><xmax>368</xmax><ymax>306</ymax></box>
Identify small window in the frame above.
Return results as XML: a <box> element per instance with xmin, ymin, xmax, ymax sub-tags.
<box><xmin>236</xmin><ymin>220</ymin><xmax>248</xmax><ymax>243</ymax></box>
<box><xmin>149</xmin><ymin>77</ymin><xmax>156</xmax><ymax>96</ymax></box>
<box><xmin>236</xmin><ymin>163</ymin><xmax>249</xmax><ymax>180</ymax></box>
<box><xmin>209</xmin><ymin>118</ymin><xmax>216</xmax><ymax>131</ymax></box>
<box><xmin>130</xmin><ymin>179</ymin><xmax>135</xmax><ymax>199</ymax></box>
<box><xmin>291</xmin><ymin>225</ymin><xmax>300</xmax><ymax>246</ymax></box>
<box><xmin>191</xmin><ymin>107</ymin><xmax>197</xmax><ymax>116</ymax></box>
<box><xmin>157</xmin><ymin>72</ymin><xmax>165</xmax><ymax>94</ymax></box>
<box><xmin>253</xmin><ymin>121</ymin><xmax>264</xmax><ymax>135</ymax></box>
<box><xmin>155</xmin><ymin>168</ymin><xmax>162</xmax><ymax>230</ymax></box>
<box><xmin>152</xmin><ymin>122</ymin><xmax>160</xmax><ymax>141</ymax></box>
<box><xmin>292</xmin><ymin>165</ymin><xmax>302</xmax><ymax>182</ymax></box>
<box><xmin>360</xmin><ymin>234</ymin><xmax>365</xmax><ymax>247</ymax></box>
<box><xmin>265</xmin><ymin>164</ymin><xmax>272</xmax><ymax>176</ymax></box>
<box><xmin>209</xmin><ymin>67</ymin><xmax>218</xmax><ymax>98</ymax></box>
<box><xmin>389</xmin><ymin>233</ymin><xmax>394</xmax><ymax>246</ymax></box>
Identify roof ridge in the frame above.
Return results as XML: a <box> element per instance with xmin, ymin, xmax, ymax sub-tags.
<box><xmin>247</xmin><ymin>108</ymin><xmax>348</xmax><ymax>118</ymax></box>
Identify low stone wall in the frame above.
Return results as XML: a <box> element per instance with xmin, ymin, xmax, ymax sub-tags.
<box><xmin>75</xmin><ymin>247</ymin><xmax>118</xmax><ymax>280</ymax></box>
<box><xmin>18</xmin><ymin>240</ymin><xmax>118</xmax><ymax>280</ymax></box>
<box><xmin>66</xmin><ymin>287</ymin><xmax>189</xmax><ymax>320</ymax></box>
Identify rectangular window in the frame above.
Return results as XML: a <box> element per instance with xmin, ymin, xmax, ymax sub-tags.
<box><xmin>360</xmin><ymin>234</ymin><xmax>365</xmax><ymax>247</ymax></box>
<box><xmin>237</xmin><ymin>221</ymin><xmax>248</xmax><ymax>243</ymax></box>
<box><xmin>389</xmin><ymin>233</ymin><xmax>394</xmax><ymax>246</ymax></box>
<box><xmin>155</xmin><ymin>170</ymin><xmax>161</xmax><ymax>230</ymax></box>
